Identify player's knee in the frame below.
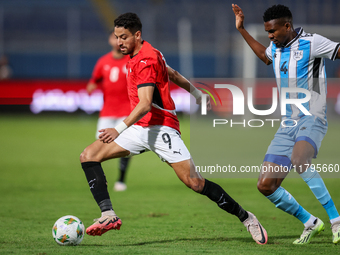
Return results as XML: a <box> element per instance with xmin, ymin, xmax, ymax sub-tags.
<box><xmin>290</xmin><ymin>157</ymin><xmax>308</xmax><ymax>173</ymax></box>
<box><xmin>257</xmin><ymin>178</ymin><xmax>278</xmax><ymax>196</ymax></box>
<box><xmin>188</xmin><ymin>178</ymin><xmax>205</xmax><ymax>193</ymax></box>
<box><xmin>79</xmin><ymin>150</ymin><xmax>87</xmax><ymax>163</ymax></box>
<box><xmin>80</xmin><ymin>147</ymin><xmax>93</xmax><ymax>163</ymax></box>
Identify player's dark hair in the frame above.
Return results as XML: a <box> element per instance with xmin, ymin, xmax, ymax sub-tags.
<box><xmin>263</xmin><ymin>4</ymin><xmax>292</xmax><ymax>23</ymax></box>
<box><xmin>114</xmin><ymin>12</ymin><xmax>142</xmax><ymax>34</ymax></box>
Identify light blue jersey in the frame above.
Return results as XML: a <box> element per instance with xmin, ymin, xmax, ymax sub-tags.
<box><xmin>265</xmin><ymin>27</ymin><xmax>340</xmax><ymax>122</ymax></box>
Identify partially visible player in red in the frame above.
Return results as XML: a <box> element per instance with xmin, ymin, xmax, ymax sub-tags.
<box><xmin>80</xmin><ymin>12</ymin><xmax>268</xmax><ymax>245</ymax></box>
<box><xmin>87</xmin><ymin>29</ymin><xmax>131</xmax><ymax>192</ymax></box>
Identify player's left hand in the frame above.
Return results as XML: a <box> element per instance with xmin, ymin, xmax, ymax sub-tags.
<box><xmin>98</xmin><ymin>128</ymin><xmax>119</xmax><ymax>143</ymax></box>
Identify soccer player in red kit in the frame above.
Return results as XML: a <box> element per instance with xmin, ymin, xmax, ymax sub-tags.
<box><xmin>80</xmin><ymin>12</ymin><xmax>268</xmax><ymax>245</ymax></box>
<box><xmin>87</xmin><ymin>29</ymin><xmax>131</xmax><ymax>192</ymax></box>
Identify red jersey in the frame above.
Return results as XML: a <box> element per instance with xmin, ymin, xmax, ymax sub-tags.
<box><xmin>126</xmin><ymin>41</ymin><xmax>180</xmax><ymax>132</ymax></box>
<box><xmin>89</xmin><ymin>52</ymin><xmax>131</xmax><ymax>117</ymax></box>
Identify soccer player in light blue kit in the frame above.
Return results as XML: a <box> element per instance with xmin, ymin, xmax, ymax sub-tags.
<box><xmin>233</xmin><ymin>4</ymin><xmax>340</xmax><ymax>244</ymax></box>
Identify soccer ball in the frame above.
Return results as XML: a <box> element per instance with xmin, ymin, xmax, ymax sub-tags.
<box><xmin>52</xmin><ymin>215</ymin><xmax>85</xmax><ymax>246</ymax></box>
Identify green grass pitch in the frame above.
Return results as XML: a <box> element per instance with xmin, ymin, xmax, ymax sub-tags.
<box><xmin>1</xmin><ymin>113</ymin><xmax>340</xmax><ymax>254</ymax></box>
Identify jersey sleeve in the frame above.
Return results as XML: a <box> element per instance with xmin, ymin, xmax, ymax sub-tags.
<box><xmin>265</xmin><ymin>43</ymin><xmax>273</xmax><ymax>63</ymax></box>
<box><xmin>135</xmin><ymin>58</ymin><xmax>157</xmax><ymax>88</ymax></box>
<box><xmin>312</xmin><ymin>34</ymin><xmax>340</xmax><ymax>61</ymax></box>
<box><xmin>89</xmin><ymin>58</ymin><xmax>103</xmax><ymax>84</ymax></box>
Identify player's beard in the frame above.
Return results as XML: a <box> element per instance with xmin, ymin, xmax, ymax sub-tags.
<box><xmin>121</xmin><ymin>47</ymin><xmax>133</xmax><ymax>55</ymax></box>
<box><xmin>121</xmin><ymin>40</ymin><xmax>136</xmax><ymax>56</ymax></box>
<box><xmin>121</xmin><ymin>50</ymin><xmax>129</xmax><ymax>55</ymax></box>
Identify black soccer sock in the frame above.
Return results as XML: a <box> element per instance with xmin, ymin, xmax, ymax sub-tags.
<box><xmin>118</xmin><ymin>157</ymin><xmax>130</xmax><ymax>183</ymax></box>
<box><xmin>81</xmin><ymin>161</ymin><xmax>113</xmax><ymax>212</ymax></box>
<box><xmin>201</xmin><ymin>179</ymin><xmax>248</xmax><ymax>222</ymax></box>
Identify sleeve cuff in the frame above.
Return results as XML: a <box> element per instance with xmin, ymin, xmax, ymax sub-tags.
<box><xmin>137</xmin><ymin>83</ymin><xmax>156</xmax><ymax>88</ymax></box>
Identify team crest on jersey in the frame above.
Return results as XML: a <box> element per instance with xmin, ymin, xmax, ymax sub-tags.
<box><xmin>293</xmin><ymin>50</ymin><xmax>303</xmax><ymax>61</ymax></box>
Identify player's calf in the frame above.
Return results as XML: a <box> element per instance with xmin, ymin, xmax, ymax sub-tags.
<box><xmin>186</xmin><ymin>177</ymin><xmax>205</xmax><ymax>193</ymax></box>
<box><xmin>257</xmin><ymin>178</ymin><xmax>280</xmax><ymax>197</ymax></box>
<box><xmin>200</xmin><ymin>179</ymin><xmax>248</xmax><ymax>220</ymax></box>
<box><xmin>201</xmin><ymin>179</ymin><xmax>268</xmax><ymax>244</ymax></box>
<box><xmin>170</xmin><ymin>159</ymin><xmax>205</xmax><ymax>193</ymax></box>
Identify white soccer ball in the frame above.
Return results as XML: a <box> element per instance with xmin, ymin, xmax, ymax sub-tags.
<box><xmin>52</xmin><ymin>215</ymin><xmax>85</xmax><ymax>246</ymax></box>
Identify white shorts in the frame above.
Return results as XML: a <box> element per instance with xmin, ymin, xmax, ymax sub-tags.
<box><xmin>96</xmin><ymin>116</ymin><xmax>127</xmax><ymax>139</ymax></box>
<box><xmin>114</xmin><ymin>125</ymin><xmax>191</xmax><ymax>163</ymax></box>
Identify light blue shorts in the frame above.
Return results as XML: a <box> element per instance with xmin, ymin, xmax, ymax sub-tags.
<box><xmin>264</xmin><ymin>116</ymin><xmax>328</xmax><ymax>169</ymax></box>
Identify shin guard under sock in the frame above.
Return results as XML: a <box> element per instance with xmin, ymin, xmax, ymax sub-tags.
<box><xmin>201</xmin><ymin>179</ymin><xmax>248</xmax><ymax>222</ymax></box>
<box><xmin>82</xmin><ymin>161</ymin><xmax>113</xmax><ymax>212</ymax></box>
<box><xmin>266</xmin><ymin>186</ymin><xmax>311</xmax><ymax>224</ymax></box>
<box><xmin>301</xmin><ymin>168</ymin><xmax>339</xmax><ymax>220</ymax></box>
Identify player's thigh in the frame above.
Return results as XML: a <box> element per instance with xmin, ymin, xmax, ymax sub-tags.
<box><xmin>114</xmin><ymin>125</ymin><xmax>150</xmax><ymax>156</ymax></box>
<box><xmin>265</xmin><ymin>126</ymin><xmax>295</xmax><ymax>161</ymax></box>
<box><xmin>293</xmin><ymin>116</ymin><xmax>327</xmax><ymax>161</ymax></box>
<box><xmin>147</xmin><ymin>126</ymin><xmax>204</xmax><ymax>190</ymax></box>
<box><xmin>148</xmin><ymin>126</ymin><xmax>191</xmax><ymax>164</ymax></box>
<box><xmin>291</xmin><ymin>140</ymin><xmax>314</xmax><ymax>171</ymax></box>
<box><xmin>80</xmin><ymin>139</ymin><xmax>130</xmax><ymax>163</ymax></box>
<box><xmin>96</xmin><ymin>116</ymin><xmax>126</xmax><ymax>139</ymax></box>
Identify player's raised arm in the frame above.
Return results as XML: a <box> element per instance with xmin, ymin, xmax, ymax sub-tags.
<box><xmin>232</xmin><ymin>4</ymin><xmax>271</xmax><ymax>65</ymax></box>
<box><xmin>167</xmin><ymin>65</ymin><xmax>211</xmax><ymax>109</ymax></box>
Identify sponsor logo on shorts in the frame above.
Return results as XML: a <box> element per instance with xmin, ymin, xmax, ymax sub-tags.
<box><xmin>173</xmin><ymin>149</ymin><xmax>182</xmax><ymax>155</ymax></box>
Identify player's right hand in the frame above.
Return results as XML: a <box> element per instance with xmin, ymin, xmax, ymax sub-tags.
<box><xmin>232</xmin><ymin>4</ymin><xmax>245</xmax><ymax>30</ymax></box>
<box><xmin>86</xmin><ymin>83</ymin><xmax>97</xmax><ymax>95</ymax></box>
<box><xmin>98</xmin><ymin>128</ymin><xmax>119</xmax><ymax>143</ymax></box>
<box><xmin>196</xmin><ymin>93</ymin><xmax>212</xmax><ymax>111</ymax></box>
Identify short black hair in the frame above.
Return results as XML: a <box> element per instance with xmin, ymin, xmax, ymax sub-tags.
<box><xmin>263</xmin><ymin>4</ymin><xmax>292</xmax><ymax>23</ymax></box>
<box><xmin>114</xmin><ymin>12</ymin><xmax>142</xmax><ymax>34</ymax></box>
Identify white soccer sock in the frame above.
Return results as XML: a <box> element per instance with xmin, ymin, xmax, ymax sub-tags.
<box><xmin>101</xmin><ymin>210</ymin><xmax>117</xmax><ymax>217</ymax></box>
<box><xmin>304</xmin><ymin>215</ymin><xmax>317</xmax><ymax>228</ymax></box>
<box><xmin>330</xmin><ymin>216</ymin><xmax>340</xmax><ymax>224</ymax></box>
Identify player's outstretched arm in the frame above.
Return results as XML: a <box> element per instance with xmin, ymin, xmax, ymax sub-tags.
<box><xmin>123</xmin><ymin>86</ymin><xmax>153</xmax><ymax>126</ymax></box>
<box><xmin>167</xmin><ymin>66</ymin><xmax>211</xmax><ymax>109</ymax></box>
<box><xmin>232</xmin><ymin>4</ymin><xmax>271</xmax><ymax>65</ymax></box>
<box><xmin>167</xmin><ymin>65</ymin><xmax>193</xmax><ymax>93</ymax></box>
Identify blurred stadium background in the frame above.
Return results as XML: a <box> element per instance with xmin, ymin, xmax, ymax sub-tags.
<box><xmin>1</xmin><ymin>0</ymin><xmax>340</xmax><ymax>79</ymax></box>
<box><xmin>1</xmin><ymin>0</ymin><xmax>340</xmax><ymax>117</ymax></box>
